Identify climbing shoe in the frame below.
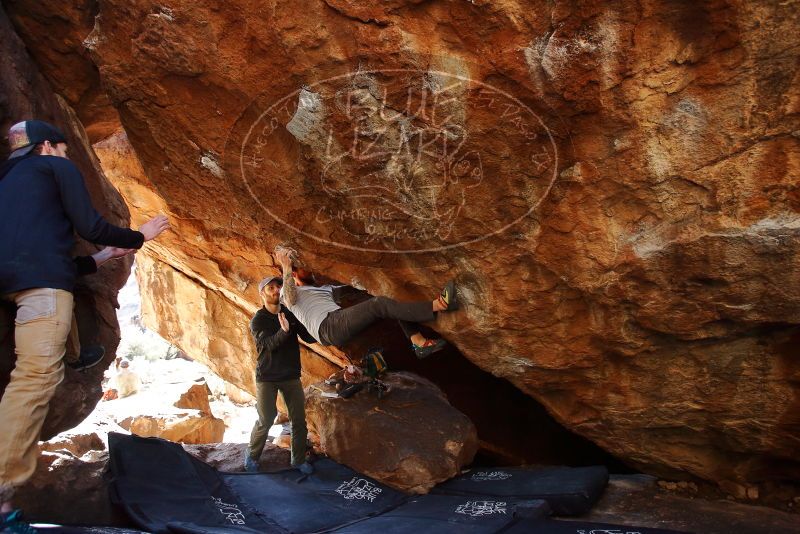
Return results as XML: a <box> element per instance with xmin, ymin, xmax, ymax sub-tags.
<box><xmin>0</xmin><ymin>510</ymin><xmax>37</xmax><ymax>533</ymax></box>
<box><xmin>243</xmin><ymin>451</ymin><xmax>259</xmax><ymax>473</ymax></box>
<box><xmin>413</xmin><ymin>338</ymin><xmax>447</xmax><ymax>359</ymax></box>
<box><xmin>67</xmin><ymin>345</ymin><xmax>105</xmax><ymax>371</ymax></box>
<box><xmin>296</xmin><ymin>461</ymin><xmax>315</xmax><ymax>475</ymax></box>
<box><xmin>437</xmin><ymin>280</ymin><xmax>459</xmax><ymax>311</ymax></box>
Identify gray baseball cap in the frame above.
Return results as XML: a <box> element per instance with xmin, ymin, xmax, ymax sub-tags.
<box><xmin>8</xmin><ymin>120</ymin><xmax>67</xmax><ymax>159</ymax></box>
<box><xmin>258</xmin><ymin>275</ymin><xmax>282</xmax><ymax>292</ymax></box>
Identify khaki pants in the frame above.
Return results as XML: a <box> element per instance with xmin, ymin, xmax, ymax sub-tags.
<box><xmin>1</xmin><ymin>309</ymin><xmax>79</xmax><ymax>365</ymax></box>
<box><xmin>63</xmin><ymin>316</ymin><xmax>81</xmax><ymax>365</ymax></box>
<box><xmin>247</xmin><ymin>379</ymin><xmax>307</xmax><ymax>467</ymax></box>
<box><xmin>0</xmin><ymin>288</ymin><xmax>72</xmax><ymax>503</ymax></box>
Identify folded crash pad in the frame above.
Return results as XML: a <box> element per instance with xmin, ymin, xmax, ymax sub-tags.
<box><xmin>329</xmin><ymin>495</ymin><xmax>551</xmax><ymax>533</ymax></box>
<box><xmin>108</xmin><ymin>433</ymin><xmax>279</xmax><ymax>533</ymax></box>
<box><xmin>432</xmin><ymin>465</ymin><xmax>609</xmax><ymax>515</ymax></box>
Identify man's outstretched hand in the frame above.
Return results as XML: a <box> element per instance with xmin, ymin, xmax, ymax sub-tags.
<box><xmin>139</xmin><ymin>214</ymin><xmax>170</xmax><ymax>241</ymax></box>
<box><xmin>278</xmin><ymin>312</ymin><xmax>290</xmax><ymax>333</ymax></box>
<box><xmin>91</xmin><ymin>246</ymin><xmax>136</xmax><ymax>268</ymax></box>
<box><xmin>105</xmin><ymin>246</ymin><xmax>136</xmax><ymax>259</ymax></box>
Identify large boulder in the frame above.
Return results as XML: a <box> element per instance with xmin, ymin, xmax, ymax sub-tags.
<box><xmin>13</xmin><ymin>450</ymin><xmax>127</xmax><ymax>527</ymax></box>
<box><xmin>306</xmin><ymin>372</ymin><xmax>478</xmax><ymax>494</ymax></box>
<box><xmin>175</xmin><ymin>381</ymin><xmax>214</xmax><ymax>413</ymax></box>
<box><xmin>19</xmin><ymin>421</ymin><xmax>127</xmax><ymax>526</ymax></box>
<box><xmin>119</xmin><ymin>410</ymin><xmax>225</xmax><ymax>444</ymax></box>
<box><xmin>114</xmin><ymin>379</ymin><xmax>226</xmax><ymax>444</ymax></box>
<box><xmin>39</xmin><ymin>431</ymin><xmax>105</xmax><ymax>458</ymax></box>
<box><xmin>3</xmin><ymin>0</ymin><xmax>799</xmax><ymax>495</ymax></box>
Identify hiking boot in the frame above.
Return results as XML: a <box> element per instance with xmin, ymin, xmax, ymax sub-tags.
<box><xmin>67</xmin><ymin>345</ymin><xmax>105</xmax><ymax>371</ymax></box>
<box><xmin>0</xmin><ymin>510</ymin><xmax>37</xmax><ymax>534</ymax></box>
<box><xmin>437</xmin><ymin>280</ymin><xmax>459</xmax><ymax>311</ymax></box>
<box><xmin>413</xmin><ymin>338</ymin><xmax>447</xmax><ymax>359</ymax></box>
<box><xmin>296</xmin><ymin>461</ymin><xmax>314</xmax><ymax>475</ymax></box>
<box><xmin>243</xmin><ymin>451</ymin><xmax>259</xmax><ymax>473</ymax></box>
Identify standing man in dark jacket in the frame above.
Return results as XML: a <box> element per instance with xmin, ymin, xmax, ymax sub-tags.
<box><xmin>245</xmin><ymin>275</ymin><xmax>316</xmax><ymax>475</ymax></box>
<box><xmin>0</xmin><ymin>120</ymin><xmax>169</xmax><ymax>530</ymax></box>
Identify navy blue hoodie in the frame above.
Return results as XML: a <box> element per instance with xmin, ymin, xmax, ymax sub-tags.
<box><xmin>0</xmin><ymin>153</ymin><xmax>144</xmax><ymax>294</ymax></box>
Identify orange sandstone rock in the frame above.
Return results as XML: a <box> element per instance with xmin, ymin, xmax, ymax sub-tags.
<box><xmin>3</xmin><ymin>0</ymin><xmax>799</xmax><ymax>493</ymax></box>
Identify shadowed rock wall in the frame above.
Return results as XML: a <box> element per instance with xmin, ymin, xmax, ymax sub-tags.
<box><xmin>3</xmin><ymin>0</ymin><xmax>799</xmax><ymax>494</ymax></box>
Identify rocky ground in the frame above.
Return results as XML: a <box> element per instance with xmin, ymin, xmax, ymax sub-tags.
<box><xmin>578</xmin><ymin>475</ymin><xmax>800</xmax><ymax>534</ymax></box>
<box><xmin>15</xmin><ymin>269</ymin><xmax>797</xmax><ymax>532</ymax></box>
<box><xmin>17</xmin><ymin>354</ymin><xmax>799</xmax><ymax>533</ymax></box>
<box><xmin>2</xmin><ymin>0</ymin><xmax>799</xmax><ymax>507</ymax></box>
<box><xmin>19</xmin><ymin>437</ymin><xmax>800</xmax><ymax>533</ymax></box>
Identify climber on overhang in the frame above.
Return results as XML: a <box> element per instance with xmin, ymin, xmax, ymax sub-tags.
<box><xmin>275</xmin><ymin>247</ymin><xmax>459</xmax><ymax>360</ymax></box>
<box><xmin>0</xmin><ymin>120</ymin><xmax>170</xmax><ymax>532</ymax></box>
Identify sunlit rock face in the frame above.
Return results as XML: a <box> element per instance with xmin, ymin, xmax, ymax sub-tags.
<box><xmin>5</xmin><ymin>0</ymin><xmax>800</xmax><ymax>493</ymax></box>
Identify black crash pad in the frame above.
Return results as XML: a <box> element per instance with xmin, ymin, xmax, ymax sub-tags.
<box><xmin>108</xmin><ymin>434</ymin><xmax>689</xmax><ymax>534</ymax></box>
<box><xmin>33</xmin><ymin>528</ymin><xmax>149</xmax><ymax>534</ymax></box>
<box><xmin>432</xmin><ymin>465</ymin><xmax>609</xmax><ymax>515</ymax></box>
<box><xmin>329</xmin><ymin>495</ymin><xmax>551</xmax><ymax>533</ymax></box>
<box><xmin>108</xmin><ymin>433</ymin><xmax>279</xmax><ymax>533</ymax></box>
<box><xmin>221</xmin><ymin>459</ymin><xmax>407</xmax><ymax>533</ymax></box>
<box><xmin>109</xmin><ymin>434</ymin><xmax>407</xmax><ymax>533</ymax></box>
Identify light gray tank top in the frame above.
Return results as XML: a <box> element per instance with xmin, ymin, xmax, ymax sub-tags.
<box><xmin>280</xmin><ymin>284</ymin><xmax>341</xmax><ymax>343</ymax></box>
